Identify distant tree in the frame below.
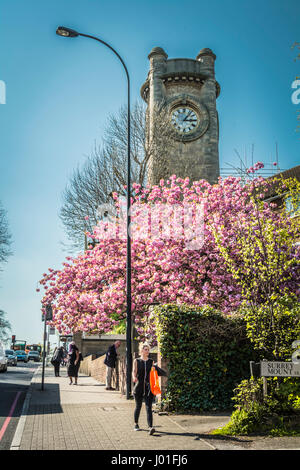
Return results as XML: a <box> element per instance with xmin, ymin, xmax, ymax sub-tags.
<box><xmin>0</xmin><ymin>201</ymin><xmax>12</xmax><ymax>268</ymax></box>
<box><xmin>0</xmin><ymin>309</ymin><xmax>11</xmax><ymax>343</ymax></box>
<box><xmin>0</xmin><ymin>203</ymin><xmax>12</xmax><ymax>346</ymax></box>
<box><xmin>59</xmin><ymin>100</ymin><xmax>175</xmax><ymax>251</ymax></box>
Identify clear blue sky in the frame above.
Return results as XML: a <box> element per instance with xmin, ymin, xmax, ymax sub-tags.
<box><xmin>0</xmin><ymin>0</ymin><xmax>299</xmax><ymax>346</ymax></box>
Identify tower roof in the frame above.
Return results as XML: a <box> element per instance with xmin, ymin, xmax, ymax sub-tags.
<box><xmin>196</xmin><ymin>48</ymin><xmax>216</xmax><ymax>61</ymax></box>
<box><xmin>148</xmin><ymin>47</ymin><xmax>168</xmax><ymax>60</ymax></box>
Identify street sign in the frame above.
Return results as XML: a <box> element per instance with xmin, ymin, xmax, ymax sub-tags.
<box><xmin>261</xmin><ymin>361</ymin><xmax>300</xmax><ymax>377</ymax></box>
<box><xmin>49</xmin><ymin>327</ymin><xmax>56</xmax><ymax>335</ymax></box>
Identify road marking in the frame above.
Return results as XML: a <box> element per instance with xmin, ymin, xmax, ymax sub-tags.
<box><xmin>10</xmin><ymin>366</ymin><xmax>41</xmax><ymax>450</ymax></box>
<box><xmin>0</xmin><ymin>391</ymin><xmax>22</xmax><ymax>442</ymax></box>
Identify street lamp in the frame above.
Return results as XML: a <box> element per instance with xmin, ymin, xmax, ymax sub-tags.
<box><xmin>56</xmin><ymin>26</ymin><xmax>79</xmax><ymax>37</ymax></box>
<box><xmin>56</xmin><ymin>26</ymin><xmax>132</xmax><ymax>399</ymax></box>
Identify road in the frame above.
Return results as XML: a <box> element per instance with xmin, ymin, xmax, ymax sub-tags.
<box><xmin>0</xmin><ymin>361</ymin><xmax>39</xmax><ymax>450</ymax></box>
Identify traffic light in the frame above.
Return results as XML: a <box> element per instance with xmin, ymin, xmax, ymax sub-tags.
<box><xmin>46</xmin><ymin>304</ymin><xmax>53</xmax><ymax>321</ymax></box>
<box><xmin>12</xmin><ymin>335</ymin><xmax>16</xmax><ymax>343</ymax></box>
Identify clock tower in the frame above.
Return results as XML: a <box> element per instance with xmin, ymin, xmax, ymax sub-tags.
<box><xmin>141</xmin><ymin>47</ymin><xmax>220</xmax><ymax>185</ymax></box>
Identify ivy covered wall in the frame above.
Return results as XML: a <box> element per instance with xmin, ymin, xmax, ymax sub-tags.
<box><xmin>155</xmin><ymin>304</ymin><xmax>258</xmax><ymax>411</ymax></box>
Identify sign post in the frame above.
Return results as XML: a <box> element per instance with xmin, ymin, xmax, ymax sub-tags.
<box><xmin>41</xmin><ymin>304</ymin><xmax>53</xmax><ymax>391</ymax></box>
<box><xmin>251</xmin><ymin>343</ymin><xmax>300</xmax><ymax>398</ymax></box>
<box><xmin>260</xmin><ymin>361</ymin><xmax>300</xmax><ymax>398</ymax></box>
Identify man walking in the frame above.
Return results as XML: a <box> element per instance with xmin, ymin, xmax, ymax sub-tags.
<box><xmin>104</xmin><ymin>340</ymin><xmax>121</xmax><ymax>390</ymax></box>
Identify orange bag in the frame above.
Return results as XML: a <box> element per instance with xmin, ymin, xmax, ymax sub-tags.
<box><xmin>150</xmin><ymin>366</ymin><xmax>161</xmax><ymax>396</ymax></box>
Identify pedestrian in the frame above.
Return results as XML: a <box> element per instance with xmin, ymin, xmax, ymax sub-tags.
<box><xmin>51</xmin><ymin>346</ymin><xmax>64</xmax><ymax>377</ymax></box>
<box><xmin>74</xmin><ymin>350</ymin><xmax>83</xmax><ymax>381</ymax></box>
<box><xmin>67</xmin><ymin>342</ymin><xmax>79</xmax><ymax>385</ymax></box>
<box><xmin>104</xmin><ymin>340</ymin><xmax>121</xmax><ymax>390</ymax></box>
<box><xmin>132</xmin><ymin>343</ymin><xmax>166</xmax><ymax>435</ymax></box>
<box><xmin>61</xmin><ymin>347</ymin><xmax>67</xmax><ymax>366</ymax></box>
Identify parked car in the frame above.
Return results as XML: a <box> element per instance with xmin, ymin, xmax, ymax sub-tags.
<box><xmin>15</xmin><ymin>350</ymin><xmax>28</xmax><ymax>362</ymax></box>
<box><xmin>0</xmin><ymin>345</ymin><xmax>8</xmax><ymax>372</ymax></box>
<box><xmin>5</xmin><ymin>349</ymin><xmax>17</xmax><ymax>366</ymax></box>
<box><xmin>27</xmin><ymin>351</ymin><xmax>40</xmax><ymax>362</ymax></box>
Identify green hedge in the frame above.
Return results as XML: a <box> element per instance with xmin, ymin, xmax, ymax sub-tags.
<box><xmin>154</xmin><ymin>304</ymin><xmax>257</xmax><ymax>412</ymax></box>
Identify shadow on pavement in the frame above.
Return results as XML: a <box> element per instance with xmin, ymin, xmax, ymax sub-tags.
<box><xmin>27</xmin><ymin>383</ymin><xmax>63</xmax><ymax>415</ymax></box>
<box><xmin>153</xmin><ymin>429</ymin><xmax>252</xmax><ymax>444</ymax></box>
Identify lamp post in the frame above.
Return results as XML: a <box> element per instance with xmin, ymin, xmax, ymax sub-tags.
<box><xmin>56</xmin><ymin>26</ymin><xmax>132</xmax><ymax>399</ymax></box>
<box><xmin>41</xmin><ymin>304</ymin><xmax>53</xmax><ymax>391</ymax></box>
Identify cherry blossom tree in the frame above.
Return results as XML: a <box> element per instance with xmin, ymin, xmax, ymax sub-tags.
<box><xmin>38</xmin><ymin>164</ymin><xmax>300</xmax><ymax>343</ymax></box>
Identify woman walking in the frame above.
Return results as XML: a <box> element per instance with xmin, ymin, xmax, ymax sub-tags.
<box><xmin>132</xmin><ymin>343</ymin><xmax>166</xmax><ymax>435</ymax></box>
<box><xmin>74</xmin><ymin>350</ymin><xmax>83</xmax><ymax>381</ymax></box>
<box><xmin>67</xmin><ymin>342</ymin><xmax>79</xmax><ymax>385</ymax></box>
<box><xmin>51</xmin><ymin>346</ymin><xmax>64</xmax><ymax>377</ymax></box>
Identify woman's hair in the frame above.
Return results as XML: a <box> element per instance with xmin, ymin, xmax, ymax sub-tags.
<box><xmin>139</xmin><ymin>342</ymin><xmax>150</xmax><ymax>354</ymax></box>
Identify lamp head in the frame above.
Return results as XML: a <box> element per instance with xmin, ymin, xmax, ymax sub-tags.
<box><xmin>56</xmin><ymin>26</ymin><xmax>79</xmax><ymax>38</ymax></box>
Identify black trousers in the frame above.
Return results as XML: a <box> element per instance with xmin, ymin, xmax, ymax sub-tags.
<box><xmin>54</xmin><ymin>363</ymin><xmax>60</xmax><ymax>376</ymax></box>
<box><xmin>134</xmin><ymin>394</ymin><xmax>153</xmax><ymax>428</ymax></box>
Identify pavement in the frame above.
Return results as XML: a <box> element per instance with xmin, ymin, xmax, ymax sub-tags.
<box><xmin>9</xmin><ymin>366</ymin><xmax>300</xmax><ymax>452</ymax></box>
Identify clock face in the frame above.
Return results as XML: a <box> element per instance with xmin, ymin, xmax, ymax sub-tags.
<box><xmin>171</xmin><ymin>106</ymin><xmax>199</xmax><ymax>134</ymax></box>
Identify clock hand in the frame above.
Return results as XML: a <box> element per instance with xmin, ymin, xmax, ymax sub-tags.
<box><xmin>183</xmin><ymin>110</ymin><xmax>192</xmax><ymax>122</ymax></box>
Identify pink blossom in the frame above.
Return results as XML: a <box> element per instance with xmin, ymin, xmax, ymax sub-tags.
<box><xmin>38</xmin><ymin>173</ymin><xmax>300</xmax><ymax>342</ymax></box>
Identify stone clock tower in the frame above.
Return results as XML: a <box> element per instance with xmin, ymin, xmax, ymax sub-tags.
<box><xmin>141</xmin><ymin>47</ymin><xmax>220</xmax><ymax>185</ymax></box>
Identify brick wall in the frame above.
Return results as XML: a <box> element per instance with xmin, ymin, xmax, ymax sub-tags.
<box><xmin>79</xmin><ymin>353</ymin><xmax>120</xmax><ymax>391</ymax></box>
<box><xmin>79</xmin><ymin>352</ymin><xmax>162</xmax><ymax>397</ymax></box>
<box><xmin>79</xmin><ymin>354</ymin><xmax>96</xmax><ymax>376</ymax></box>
